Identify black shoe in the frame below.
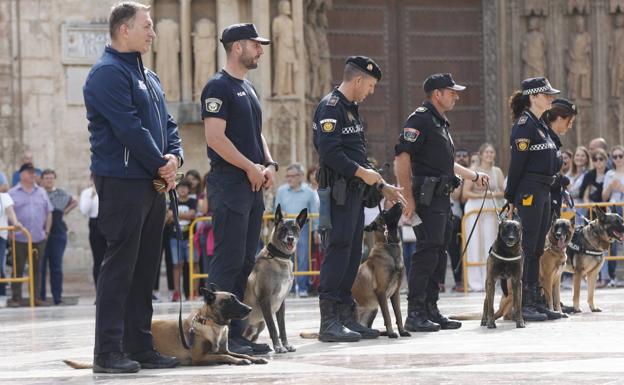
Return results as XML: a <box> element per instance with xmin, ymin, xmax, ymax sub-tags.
<box><xmin>127</xmin><ymin>350</ymin><xmax>179</xmax><ymax>369</ymax></box>
<box><xmin>318</xmin><ymin>299</ymin><xmax>361</xmax><ymax>342</ymax></box>
<box><xmin>337</xmin><ymin>302</ymin><xmax>380</xmax><ymax>339</ymax></box>
<box><xmin>560</xmin><ymin>302</ymin><xmax>575</xmax><ymax>314</ymax></box>
<box><xmin>404</xmin><ymin>311</ymin><xmax>441</xmax><ymax>332</ymax></box>
<box><xmin>230</xmin><ymin>336</ymin><xmax>272</xmax><ymax>354</ymax></box>
<box><xmin>521</xmin><ymin>284</ymin><xmax>547</xmax><ymax>322</ymax></box>
<box><xmin>427</xmin><ymin>301</ymin><xmax>462</xmax><ymax>330</ymax></box>
<box><xmin>93</xmin><ymin>352</ymin><xmax>140</xmax><ymax>374</ymax></box>
<box><xmin>228</xmin><ymin>339</ymin><xmax>254</xmax><ymax>355</ymax></box>
<box><xmin>534</xmin><ymin>297</ymin><xmax>562</xmax><ymax>320</ymax></box>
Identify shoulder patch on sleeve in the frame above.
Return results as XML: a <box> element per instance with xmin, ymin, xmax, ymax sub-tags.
<box><xmin>320</xmin><ymin>118</ymin><xmax>337</xmax><ymax>133</ymax></box>
<box><xmin>205</xmin><ymin>98</ymin><xmax>223</xmax><ymax>113</ymax></box>
<box><xmin>402</xmin><ymin>128</ymin><xmax>420</xmax><ymax>142</ymax></box>
<box><xmin>517</xmin><ymin>115</ymin><xmax>528</xmax><ymax>125</ymax></box>
<box><xmin>326</xmin><ymin>95</ymin><xmax>338</xmax><ymax>106</ymax></box>
<box><xmin>515</xmin><ymin>138</ymin><xmax>530</xmax><ymax>151</ymax></box>
<box><xmin>415</xmin><ymin>106</ymin><xmax>428</xmax><ymax>113</ymax></box>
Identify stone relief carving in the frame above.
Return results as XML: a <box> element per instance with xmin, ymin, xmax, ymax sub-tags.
<box><xmin>522</xmin><ymin>16</ymin><xmax>547</xmax><ymax>78</ymax></box>
<box><xmin>567</xmin><ymin>0</ymin><xmax>590</xmax><ymax>15</ymax></box>
<box><xmin>567</xmin><ymin>15</ymin><xmax>592</xmax><ymax>99</ymax></box>
<box><xmin>304</xmin><ymin>0</ymin><xmax>321</xmax><ymax>99</ymax></box>
<box><xmin>154</xmin><ymin>19</ymin><xmax>181</xmax><ymax>102</ymax></box>
<box><xmin>193</xmin><ymin>18</ymin><xmax>216</xmax><ymax>102</ymax></box>
<box><xmin>523</xmin><ymin>0</ymin><xmax>548</xmax><ymax>17</ymax></box>
<box><xmin>611</xmin><ymin>0</ymin><xmax>624</xmax><ymax>13</ymax></box>
<box><xmin>272</xmin><ymin>0</ymin><xmax>298</xmax><ymax>96</ymax></box>
<box><xmin>610</xmin><ymin>14</ymin><xmax>624</xmax><ymax>97</ymax></box>
<box><xmin>317</xmin><ymin>0</ymin><xmax>333</xmax><ymax>96</ymax></box>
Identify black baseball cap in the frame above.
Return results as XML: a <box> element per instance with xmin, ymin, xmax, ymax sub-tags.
<box><xmin>220</xmin><ymin>23</ymin><xmax>270</xmax><ymax>45</ymax></box>
<box><xmin>521</xmin><ymin>77</ymin><xmax>560</xmax><ymax>95</ymax></box>
<box><xmin>423</xmin><ymin>73</ymin><xmax>466</xmax><ymax>93</ymax></box>
<box><xmin>19</xmin><ymin>163</ymin><xmax>35</xmax><ymax>173</ymax></box>
<box><xmin>345</xmin><ymin>56</ymin><xmax>382</xmax><ymax>81</ymax></box>
<box><xmin>552</xmin><ymin>98</ymin><xmax>577</xmax><ymax>114</ymax></box>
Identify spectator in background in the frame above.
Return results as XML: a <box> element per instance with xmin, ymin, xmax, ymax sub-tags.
<box><xmin>306</xmin><ymin>165</ymin><xmax>323</xmax><ymax>294</ymax></box>
<box><xmin>275</xmin><ymin>163</ymin><xmax>319</xmax><ymax>297</ymax></box>
<box><xmin>601</xmin><ymin>145</ymin><xmax>624</xmax><ymax>287</ymax></box>
<box><xmin>7</xmin><ymin>163</ymin><xmax>52</xmax><ymax>307</ymax></box>
<box><xmin>461</xmin><ymin>143</ymin><xmax>505</xmax><ymax>292</ymax></box>
<box><xmin>0</xmin><ymin>169</ymin><xmax>8</xmax><ymax>192</ymax></box>
<box><xmin>0</xmin><ymin>190</ymin><xmax>22</xmax><ymax>296</ymax></box>
<box><xmin>11</xmin><ymin>153</ymin><xmax>42</xmax><ymax>186</ymax></box>
<box><xmin>79</xmin><ymin>174</ymin><xmax>106</xmax><ymax>289</ymax></box>
<box><xmin>560</xmin><ymin>148</ymin><xmax>573</xmax><ymax>175</ymax></box>
<box><xmin>185</xmin><ymin>169</ymin><xmax>202</xmax><ymax>199</ymax></box>
<box><xmin>448</xmin><ymin>148</ymin><xmax>471</xmax><ymax>292</ymax></box>
<box><xmin>39</xmin><ymin>169</ymin><xmax>77</xmax><ymax>305</ymax></box>
<box><xmin>567</xmin><ymin>146</ymin><xmax>592</xmax><ymax>203</ymax></box>
<box><xmin>589</xmin><ymin>137</ymin><xmax>613</xmax><ymax>169</ymax></box>
<box><xmin>581</xmin><ymin>148</ymin><xmax>609</xmax><ymax>204</ymax></box>
<box><xmin>168</xmin><ymin>179</ymin><xmax>197</xmax><ymax>301</ymax></box>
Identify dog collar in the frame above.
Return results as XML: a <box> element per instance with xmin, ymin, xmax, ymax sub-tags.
<box><xmin>267</xmin><ymin>243</ymin><xmax>293</xmax><ymax>260</ymax></box>
<box><xmin>490</xmin><ymin>250</ymin><xmax>522</xmax><ymax>261</ymax></box>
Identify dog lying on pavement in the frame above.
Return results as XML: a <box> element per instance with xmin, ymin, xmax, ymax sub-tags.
<box><xmin>243</xmin><ymin>205</ymin><xmax>307</xmax><ymax>353</ymax></box>
<box><xmin>64</xmin><ymin>285</ymin><xmax>267</xmax><ymax>368</ymax></box>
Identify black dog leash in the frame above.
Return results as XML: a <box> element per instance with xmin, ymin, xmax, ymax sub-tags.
<box><xmin>169</xmin><ymin>189</ymin><xmax>193</xmax><ymax>350</ymax></box>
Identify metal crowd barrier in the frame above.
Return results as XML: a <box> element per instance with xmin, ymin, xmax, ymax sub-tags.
<box><xmin>0</xmin><ymin>226</ymin><xmax>35</xmax><ymax>307</ymax></box>
<box><xmin>188</xmin><ymin>213</ymin><xmax>320</xmax><ymax>299</ymax></box>
<box><xmin>460</xmin><ymin>201</ymin><xmax>624</xmax><ymax>294</ymax></box>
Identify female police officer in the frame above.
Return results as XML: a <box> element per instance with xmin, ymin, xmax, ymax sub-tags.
<box><xmin>505</xmin><ymin>77</ymin><xmax>562</xmax><ymax>322</ymax></box>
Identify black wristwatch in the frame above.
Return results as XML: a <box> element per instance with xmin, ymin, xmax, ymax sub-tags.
<box><xmin>265</xmin><ymin>161</ymin><xmax>279</xmax><ymax>172</ymax></box>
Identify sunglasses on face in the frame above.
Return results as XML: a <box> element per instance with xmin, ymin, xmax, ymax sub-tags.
<box><xmin>613</xmin><ymin>154</ymin><xmax>624</xmax><ymax>160</ymax></box>
<box><xmin>593</xmin><ymin>157</ymin><xmax>605</xmax><ymax>162</ymax></box>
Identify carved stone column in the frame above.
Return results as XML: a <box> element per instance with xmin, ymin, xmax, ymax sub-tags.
<box><xmin>216</xmin><ymin>0</ymin><xmax>239</xmax><ymax>69</ymax></box>
<box><xmin>180</xmin><ymin>0</ymin><xmax>192</xmax><ymax>102</ymax></box>
<box><xmin>482</xmin><ymin>0</ymin><xmax>503</xmax><ymax>162</ymax></box>
<box><xmin>143</xmin><ymin>0</ymin><xmax>153</xmax><ymax>69</ymax></box>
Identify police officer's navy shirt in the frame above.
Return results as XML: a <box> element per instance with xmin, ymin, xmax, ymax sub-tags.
<box><xmin>200</xmin><ymin>69</ymin><xmax>264</xmax><ymax>167</ymax></box>
<box><xmin>313</xmin><ymin>89</ymin><xmax>367</xmax><ymax>177</ymax></box>
<box><xmin>504</xmin><ymin>109</ymin><xmax>559</xmax><ymax>202</ymax></box>
<box><xmin>394</xmin><ymin>101</ymin><xmax>455</xmax><ymax>178</ymax></box>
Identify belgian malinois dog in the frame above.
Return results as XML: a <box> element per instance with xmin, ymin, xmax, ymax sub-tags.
<box><xmin>564</xmin><ymin>206</ymin><xmax>624</xmax><ymax>313</ymax></box>
<box><xmin>352</xmin><ymin>203</ymin><xmax>411</xmax><ymax>338</ymax></box>
<box><xmin>64</xmin><ymin>285</ymin><xmax>267</xmax><ymax>368</ymax></box>
<box><xmin>539</xmin><ymin>216</ymin><xmax>574</xmax><ymax>315</ymax></box>
<box><xmin>243</xmin><ymin>205</ymin><xmax>307</xmax><ymax>353</ymax></box>
<box><xmin>481</xmin><ymin>217</ymin><xmax>525</xmax><ymax>329</ymax></box>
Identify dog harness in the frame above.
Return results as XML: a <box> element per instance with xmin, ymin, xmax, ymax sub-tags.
<box><xmin>566</xmin><ymin>226</ymin><xmax>603</xmax><ymax>268</ymax></box>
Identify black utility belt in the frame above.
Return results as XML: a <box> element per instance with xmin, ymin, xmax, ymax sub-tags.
<box><xmin>413</xmin><ymin>175</ymin><xmax>459</xmax><ymax>206</ymax></box>
<box><xmin>522</xmin><ymin>172</ymin><xmax>556</xmax><ymax>186</ymax></box>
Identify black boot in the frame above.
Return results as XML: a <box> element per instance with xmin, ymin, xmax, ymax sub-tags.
<box><xmin>521</xmin><ymin>284</ymin><xmax>547</xmax><ymax>322</ymax></box>
<box><xmin>318</xmin><ymin>299</ymin><xmax>361</xmax><ymax>342</ymax></box>
<box><xmin>127</xmin><ymin>350</ymin><xmax>180</xmax><ymax>369</ymax></box>
<box><xmin>337</xmin><ymin>302</ymin><xmax>380</xmax><ymax>339</ymax></box>
<box><xmin>427</xmin><ymin>301</ymin><xmax>461</xmax><ymax>330</ymax></box>
<box><xmin>93</xmin><ymin>352</ymin><xmax>140</xmax><ymax>374</ymax></box>
<box><xmin>404</xmin><ymin>300</ymin><xmax>441</xmax><ymax>332</ymax></box>
<box><xmin>560</xmin><ymin>302</ymin><xmax>575</xmax><ymax>314</ymax></box>
<box><xmin>533</xmin><ymin>288</ymin><xmax>562</xmax><ymax>320</ymax></box>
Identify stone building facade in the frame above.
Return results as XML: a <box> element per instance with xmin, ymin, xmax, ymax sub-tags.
<box><xmin>2</xmin><ymin>0</ymin><xmax>624</xmax><ymax>275</ymax></box>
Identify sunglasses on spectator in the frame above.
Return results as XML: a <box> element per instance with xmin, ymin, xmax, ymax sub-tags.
<box><xmin>613</xmin><ymin>153</ymin><xmax>624</xmax><ymax>160</ymax></box>
<box><xmin>593</xmin><ymin>157</ymin><xmax>605</xmax><ymax>162</ymax></box>
<box><xmin>286</xmin><ymin>173</ymin><xmax>300</xmax><ymax>178</ymax></box>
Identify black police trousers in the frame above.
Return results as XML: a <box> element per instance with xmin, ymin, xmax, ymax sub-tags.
<box><xmin>93</xmin><ymin>176</ymin><xmax>165</xmax><ymax>354</ymax></box>
<box><xmin>319</xmin><ymin>186</ymin><xmax>364</xmax><ymax>304</ymax></box>
<box><xmin>515</xmin><ymin>179</ymin><xmax>552</xmax><ymax>286</ymax></box>
<box><xmin>206</xmin><ymin>167</ymin><xmax>264</xmax><ymax>336</ymax></box>
<box><xmin>408</xmin><ymin>195</ymin><xmax>452</xmax><ymax>304</ymax></box>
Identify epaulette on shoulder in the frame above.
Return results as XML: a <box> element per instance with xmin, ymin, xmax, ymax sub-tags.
<box><xmin>415</xmin><ymin>106</ymin><xmax>428</xmax><ymax>113</ymax></box>
<box><xmin>326</xmin><ymin>95</ymin><xmax>339</xmax><ymax>107</ymax></box>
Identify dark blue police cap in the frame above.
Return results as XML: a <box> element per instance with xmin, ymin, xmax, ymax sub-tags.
<box><xmin>423</xmin><ymin>73</ymin><xmax>466</xmax><ymax>93</ymax></box>
<box><xmin>345</xmin><ymin>56</ymin><xmax>382</xmax><ymax>81</ymax></box>
<box><xmin>521</xmin><ymin>77</ymin><xmax>560</xmax><ymax>96</ymax></box>
<box><xmin>552</xmin><ymin>98</ymin><xmax>577</xmax><ymax>114</ymax></box>
<box><xmin>220</xmin><ymin>23</ymin><xmax>270</xmax><ymax>45</ymax></box>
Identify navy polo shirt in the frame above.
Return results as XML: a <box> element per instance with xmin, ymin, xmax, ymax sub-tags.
<box><xmin>200</xmin><ymin>69</ymin><xmax>264</xmax><ymax>167</ymax></box>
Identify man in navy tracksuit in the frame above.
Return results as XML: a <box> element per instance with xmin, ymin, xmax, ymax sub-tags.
<box><xmin>83</xmin><ymin>2</ymin><xmax>182</xmax><ymax>373</ymax></box>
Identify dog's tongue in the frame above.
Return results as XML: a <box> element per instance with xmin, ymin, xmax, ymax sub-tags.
<box><xmin>558</xmin><ymin>238</ymin><xmax>566</xmax><ymax>250</ymax></box>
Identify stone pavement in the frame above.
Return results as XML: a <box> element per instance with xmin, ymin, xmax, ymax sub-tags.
<box><xmin>1</xmin><ymin>287</ymin><xmax>624</xmax><ymax>385</ymax></box>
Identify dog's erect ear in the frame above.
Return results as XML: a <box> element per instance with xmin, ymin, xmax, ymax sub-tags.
<box><xmin>199</xmin><ymin>285</ymin><xmax>216</xmax><ymax>304</ymax></box>
<box><xmin>595</xmin><ymin>205</ymin><xmax>606</xmax><ymax>221</ymax></box>
<box><xmin>296</xmin><ymin>208</ymin><xmax>308</xmax><ymax>229</ymax></box>
<box><xmin>274</xmin><ymin>204</ymin><xmax>283</xmax><ymax>225</ymax></box>
<box><xmin>363</xmin><ymin>222</ymin><xmax>377</xmax><ymax>232</ymax></box>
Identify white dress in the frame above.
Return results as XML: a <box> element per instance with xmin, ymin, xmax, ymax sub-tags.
<box><xmin>463</xmin><ymin>168</ymin><xmax>500</xmax><ymax>291</ymax></box>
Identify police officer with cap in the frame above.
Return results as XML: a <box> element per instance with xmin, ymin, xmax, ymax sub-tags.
<box><xmin>201</xmin><ymin>23</ymin><xmax>275</xmax><ymax>354</ymax></box>
<box><xmin>394</xmin><ymin>73</ymin><xmax>489</xmax><ymax>332</ymax></box>
<box><xmin>505</xmin><ymin>77</ymin><xmax>562</xmax><ymax>322</ymax></box>
<box><xmin>313</xmin><ymin>56</ymin><xmax>406</xmax><ymax>342</ymax></box>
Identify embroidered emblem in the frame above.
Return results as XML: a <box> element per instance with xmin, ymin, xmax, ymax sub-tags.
<box><xmin>137</xmin><ymin>80</ymin><xmax>147</xmax><ymax>90</ymax></box>
<box><xmin>320</xmin><ymin>118</ymin><xmax>336</xmax><ymax>133</ymax></box>
<box><xmin>415</xmin><ymin>106</ymin><xmax>428</xmax><ymax>113</ymax></box>
<box><xmin>403</xmin><ymin>128</ymin><xmax>420</xmax><ymax>142</ymax></box>
<box><xmin>205</xmin><ymin>98</ymin><xmax>222</xmax><ymax>113</ymax></box>
<box><xmin>518</xmin><ymin>115</ymin><xmax>528</xmax><ymax>125</ymax></box>
<box><xmin>367</xmin><ymin>63</ymin><xmax>373</xmax><ymax>71</ymax></box>
<box><xmin>326</xmin><ymin>95</ymin><xmax>339</xmax><ymax>106</ymax></box>
<box><xmin>515</xmin><ymin>138</ymin><xmax>530</xmax><ymax>151</ymax></box>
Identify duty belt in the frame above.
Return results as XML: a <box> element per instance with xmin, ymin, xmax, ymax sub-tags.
<box><xmin>524</xmin><ymin>172</ymin><xmax>556</xmax><ymax>186</ymax></box>
<box><xmin>413</xmin><ymin>175</ymin><xmax>454</xmax><ymax>196</ymax></box>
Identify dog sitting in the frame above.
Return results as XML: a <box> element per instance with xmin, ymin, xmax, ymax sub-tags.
<box><xmin>64</xmin><ymin>285</ymin><xmax>267</xmax><ymax>368</ymax></box>
<box><xmin>564</xmin><ymin>206</ymin><xmax>624</xmax><ymax>313</ymax></box>
<box><xmin>352</xmin><ymin>203</ymin><xmax>410</xmax><ymax>338</ymax></box>
<box><xmin>243</xmin><ymin>205</ymin><xmax>307</xmax><ymax>353</ymax></box>
<box><xmin>481</xmin><ymin>217</ymin><xmax>525</xmax><ymax>329</ymax></box>
<box><xmin>539</xmin><ymin>216</ymin><xmax>574</xmax><ymax>316</ymax></box>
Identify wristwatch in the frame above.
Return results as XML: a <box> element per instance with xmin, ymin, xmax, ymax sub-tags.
<box><xmin>265</xmin><ymin>161</ymin><xmax>279</xmax><ymax>172</ymax></box>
